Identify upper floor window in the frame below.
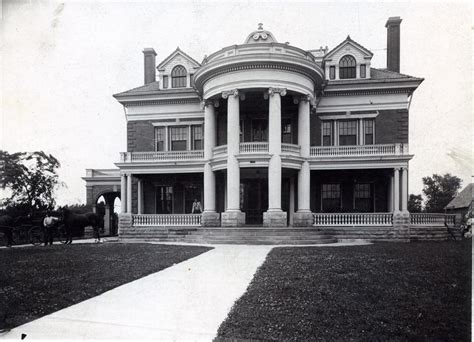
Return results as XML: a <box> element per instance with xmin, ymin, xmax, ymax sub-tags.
<box><xmin>322</xmin><ymin>121</ymin><xmax>332</xmax><ymax>146</ymax></box>
<box><xmin>282</xmin><ymin>119</ymin><xmax>292</xmax><ymax>144</ymax></box>
<box><xmin>169</xmin><ymin>126</ymin><xmax>188</xmax><ymax>151</ymax></box>
<box><xmin>329</xmin><ymin>66</ymin><xmax>336</xmax><ymax>80</ymax></box>
<box><xmin>162</xmin><ymin>75</ymin><xmax>169</xmax><ymax>89</ymax></box>
<box><xmin>364</xmin><ymin>119</ymin><xmax>374</xmax><ymax>145</ymax></box>
<box><xmin>360</xmin><ymin>64</ymin><xmax>366</xmax><ymax>78</ymax></box>
<box><xmin>339</xmin><ymin>55</ymin><xmax>356</xmax><ymax>79</ymax></box>
<box><xmin>191</xmin><ymin>125</ymin><xmax>203</xmax><ymax>150</ymax></box>
<box><xmin>339</xmin><ymin>120</ymin><xmax>357</xmax><ymax>145</ymax></box>
<box><xmin>155</xmin><ymin>127</ymin><xmax>165</xmax><ymax>151</ymax></box>
<box><xmin>171</xmin><ymin>65</ymin><xmax>187</xmax><ymax>88</ymax></box>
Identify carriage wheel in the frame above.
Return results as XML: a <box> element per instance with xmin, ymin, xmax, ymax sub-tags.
<box><xmin>58</xmin><ymin>225</ymin><xmax>67</xmax><ymax>244</ymax></box>
<box><xmin>29</xmin><ymin>226</ymin><xmax>43</xmax><ymax>246</ymax></box>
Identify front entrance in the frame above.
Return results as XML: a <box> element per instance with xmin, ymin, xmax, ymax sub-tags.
<box><xmin>241</xmin><ymin>178</ymin><xmax>268</xmax><ymax>225</ymax></box>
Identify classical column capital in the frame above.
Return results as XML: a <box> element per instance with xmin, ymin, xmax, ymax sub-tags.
<box><xmin>293</xmin><ymin>94</ymin><xmax>311</xmax><ymax>104</ymax></box>
<box><xmin>268</xmin><ymin>87</ymin><xmax>287</xmax><ymax>97</ymax></box>
<box><xmin>222</xmin><ymin>89</ymin><xmax>239</xmax><ymax>99</ymax></box>
<box><xmin>200</xmin><ymin>99</ymin><xmax>220</xmax><ymax>109</ymax></box>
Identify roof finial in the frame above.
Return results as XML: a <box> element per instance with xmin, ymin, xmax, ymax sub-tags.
<box><xmin>258</xmin><ymin>23</ymin><xmax>263</xmax><ymax>30</ymax></box>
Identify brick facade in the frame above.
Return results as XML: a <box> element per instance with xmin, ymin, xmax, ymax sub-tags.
<box><xmin>127</xmin><ymin>121</ymin><xmax>155</xmax><ymax>152</ymax></box>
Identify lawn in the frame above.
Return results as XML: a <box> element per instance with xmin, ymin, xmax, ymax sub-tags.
<box><xmin>217</xmin><ymin>241</ymin><xmax>471</xmax><ymax>341</ymax></box>
<box><xmin>0</xmin><ymin>243</ymin><xmax>212</xmax><ymax>330</ymax></box>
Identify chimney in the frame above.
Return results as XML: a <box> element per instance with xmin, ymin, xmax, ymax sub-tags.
<box><xmin>385</xmin><ymin>17</ymin><xmax>402</xmax><ymax>73</ymax></box>
<box><xmin>143</xmin><ymin>48</ymin><xmax>157</xmax><ymax>84</ymax></box>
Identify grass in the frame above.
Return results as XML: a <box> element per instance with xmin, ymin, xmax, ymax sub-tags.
<box><xmin>217</xmin><ymin>241</ymin><xmax>471</xmax><ymax>341</ymax></box>
<box><xmin>0</xmin><ymin>242</ymin><xmax>212</xmax><ymax>330</ymax></box>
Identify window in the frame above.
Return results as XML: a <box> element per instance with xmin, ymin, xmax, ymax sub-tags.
<box><xmin>282</xmin><ymin>119</ymin><xmax>292</xmax><ymax>143</ymax></box>
<box><xmin>252</xmin><ymin>119</ymin><xmax>268</xmax><ymax>142</ymax></box>
<box><xmin>322</xmin><ymin>184</ymin><xmax>341</xmax><ymax>212</ymax></box>
<box><xmin>240</xmin><ymin>120</ymin><xmax>244</xmax><ymax>143</ymax></box>
<box><xmin>360</xmin><ymin>64</ymin><xmax>366</xmax><ymax>78</ymax></box>
<box><xmin>169</xmin><ymin>126</ymin><xmax>187</xmax><ymax>151</ymax></box>
<box><xmin>162</xmin><ymin>75</ymin><xmax>169</xmax><ymax>89</ymax></box>
<box><xmin>322</xmin><ymin>121</ymin><xmax>332</xmax><ymax>146</ymax></box>
<box><xmin>339</xmin><ymin>55</ymin><xmax>356</xmax><ymax>79</ymax></box>
<box><xmin>171</xmin><ymin>65</ymin><xmax>187</xmax><ymax>88</ymax></box>
<box><xmin>364</xmin><ymin>120</ymin><xmax>374</xmax><ymax>145</ymax></box>
<box><xmin>156</xmin><ymin>186</ymin><xmax>173</xmax><ymax>214</ymax></box>
<box><xmin>191</xmin><ymin>125</ymin><xmax>203</xmax><ymax>150</ymax></box>
<box><xmin>354</xmin><ymin>183</ymin><xmax>372</xmax><ymax>212</ymax></box>
<box><xmin>339</xmin><ymin>120</ymin><xmax>357</xmax><ymax>145</ymax></box>
<box><xmin>155</xmin><ymin>127</ymin><xmax>165</xmax><ymax>151</ymax></box>
<box><xmin>190</xmin><ymin>74</ymin><xmax>195</xmax><ymax>87</ymax></box>
<box><xmin>329</xmin><ymin>66</ymin><xmax>336</xmax><ymax>80</ymax></box>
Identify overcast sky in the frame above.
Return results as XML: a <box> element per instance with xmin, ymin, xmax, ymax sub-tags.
<box><xmin>1</xmin><ymin>0</ymin><xmax>472</xmax><ymax>206</ymax></box>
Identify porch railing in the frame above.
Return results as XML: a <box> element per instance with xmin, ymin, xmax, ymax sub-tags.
<box><xmin>281</xmin><ymin>143</ymin><xmax>301</xmax><ymax>154</ymax></box>
<box><xmin>310</xmin><ymin>143</ymin><xmax>409</xmax><ymax>158</ymax></box>
<box><xmin>240</xmin><ymin>142</ymin><xmax>269</xmax><ymax>153</ymax></box>
<box><xmin>132</xmin><ymin>214</ymin><xmax>202</xmax><ymax>227</ymax></box>
<box><xmin>313</xmin><ymin>213</ymin><xmax>393</xmax><ymax>226</ymax></box>
<box><xmin>410</xmin><ymin>213</ymin><xmax>455</xmax><ymax>226</ymax></box>
<box><xmin>120</xmin><ymin>151</ymin><xmax>204</xmax><ymax>163</ymax></box>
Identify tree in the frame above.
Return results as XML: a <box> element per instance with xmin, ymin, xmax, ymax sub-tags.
<box><xmin>422</xmin><ymin>173</ymin><xmax>462</xmax><ymax>213</ymax></box>
<box><xmin>408</xmin><ymin>194</ymin><xmax>423</xmax><ymax>213</ymax></box>
<box><xmin>0</xmin><ymin>150</ymin><xmax>61</xmax><ymax>215</ymax></box>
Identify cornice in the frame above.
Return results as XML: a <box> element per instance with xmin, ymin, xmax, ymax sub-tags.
<box><xmin>322</xmin><ymin>87</ymin><xmax>415</xmax><ymax>97</ymax></box>
<box><xmin>123</xmin><ymin>98</ymin><xmax>201</xmax><ymax>107</ymax></box>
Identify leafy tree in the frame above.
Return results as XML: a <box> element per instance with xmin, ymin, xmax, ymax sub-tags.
<box><xmin>408</xmin><ymin>194</ymin><xmax>423</xmax><ymax>213</ymax></box>
<box><xmin>422</xmin><ymin>173</ymin><xmax>462</xmax><ymax>213</ymax></box>
<box><xmin>0</xmin><ymin>150</ymin><xmax>61</xmax><ymax>215</ymax></box>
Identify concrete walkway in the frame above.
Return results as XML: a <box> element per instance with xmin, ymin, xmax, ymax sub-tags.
<box><xmin>1</xmin><ymin>241</ymin><xmax>370</xmax><ymax>340</ymax></box>
<box><xmin>1</xmin><ymin>245</ymin><xmax>272</xmax><ymax>340</ymax></box>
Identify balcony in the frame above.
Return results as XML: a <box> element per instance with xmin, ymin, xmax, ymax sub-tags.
<box><xmin>212</xmin><ymin>142</ymin><xmax>301</xmax><ymax>158</ymax></box>
<box><xmin>310</xmin><ymin>143</ymin><xmax>409</xmax><ymax>158</ymax></box>
<box><xmin>120</xmin><ymin>151</ymin><xmax>204</xmax><ymax>163</ymax></box>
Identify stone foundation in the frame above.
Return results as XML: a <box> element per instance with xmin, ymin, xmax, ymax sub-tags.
<box><xmin>293</xmin><ymin>211</ymin><xmax>314</xmax><ymax>227</ymax></box>
<box><xmin>118</xmin><ymin>213</ymin><xmax>132</xmax><ymax>236</ymax></box>
<box><xmin>221</xmin><ymin>211</ymin><xmax>246</xmax><ymax>227</ymax></box>
<box><xmin>392</xmin><ymin>211</ymin><xmax>411</xmax><ymax>242</ymax></box>
<box><xmin>263</xmin><ymin>211</ymin><xmax>287</xmax><ymax>227</ymax></box>
<box><xmin>201</xmin><ymin>211</ymin><xmax>221</xmax><ymax>227</ymax></box>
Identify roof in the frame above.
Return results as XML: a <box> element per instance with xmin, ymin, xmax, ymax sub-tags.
<box><xmin>325</xmin><ymin>35</ymin><xmax>373</xmax><ymax>59</ymax></box>
<box><xmin>370</xmin><ymin>68</ymin><xmax>420</xmax><ymax>80</ymax></box>
<box><xmin>445</xmin><ymin>183</ymin><xmax>474</xmax><ymax>210</ymax></box>
<box><xmin>113</xmin><ymin>82</ymin><xmax>198</xmax><ymax>98</ymax></box>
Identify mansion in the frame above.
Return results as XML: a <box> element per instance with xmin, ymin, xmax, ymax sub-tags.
<box><xmin>85</xmin><ymin>18</ymin><xmax>450</xmax><ymax>240</ymax></box>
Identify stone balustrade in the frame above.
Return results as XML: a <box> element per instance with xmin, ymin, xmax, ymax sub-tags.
<box><xmin>239</xmin><ymin>142</ymin><xmax>269</xmax><ymax>154</ymax></box>
<box><xmin>313</xmin><ymin>213</ymin><xmax>393</xmax><ymax>226</ymax></box>
<box><xmin>310</xmin><ymin>143</ymin><xmax>409</xmax><ymax>158</ymax></box>
<box><xmin>120</xmin><ymin>151</ymin><xmax>204</xmax><ymax>163</ymax></box>
<box><xmin>410</xmin><ymin>213</ymin><xmax>455</xmax><ymax>226</ymax></box>
<box><xmin>132</xmin><ymin>214</ymin><xmax>202</xmax><ymax>227</ymax></box>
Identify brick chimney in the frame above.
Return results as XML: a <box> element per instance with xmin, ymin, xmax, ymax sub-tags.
<box><xmin>385</xmin><ymin>17</ymin><xmax>402</xmax><ymax>73</ymax></box>
<box><xmin>143</xmin><ymin>48</ymin><xmax>157</xmax><ymax>84</ymax></box>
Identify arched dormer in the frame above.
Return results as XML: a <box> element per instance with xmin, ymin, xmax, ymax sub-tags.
<box><xmin>157</xmin><ymin>47</ymin><xmax>201</xmax><ymax>89</ymax></box>
<box><xmin>324</xmin><ymin>36</ymin><xmax>373</xmax><ymax>81</ymax></box>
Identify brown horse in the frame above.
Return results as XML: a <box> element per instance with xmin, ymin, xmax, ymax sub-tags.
<box><xmin>61</xmin><ymin>208</ymin><xmax>101</xmax><ymax>244</ymax></box>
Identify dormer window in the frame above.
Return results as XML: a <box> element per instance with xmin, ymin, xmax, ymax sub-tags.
<box><xmin>339</xmin><ymin>55</ymin><xmax>356</xmax><ymax>79</ymax></box>
<box><xmin>171</xmin><ymin>65</ymin><xmax>187</xmax><ymax>88</ymax></box>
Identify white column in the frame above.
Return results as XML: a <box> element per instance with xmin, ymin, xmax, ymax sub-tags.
<box><xmin>203</xmin><ymin>101</ymin><xmax>217</xmax><ymax>212</ymax></box>
<box><xmin>358</xmin><ymin>118</ymin><xmax>364</xmax><ymax>145</ymax></box>
<box><xmin>267</xmin><ymin>87</ymin><xmax>286</xmax><ymax>212</ymax></box>
<box><xmin>401</xmin><ymin>166</ymin><xmax>408</xmax><ymax>212</ymax></box>
<box><xmin>297</xmin><ymin>95</ymin><xmax>311</xmax><ymax>212</ymax></box>
<box><xmin>137</xmin><ymin>179</ymin><xmax>143</xmax><ymax>214</ymax></box>
<box><xmin>393</xmin><ymin>168</ymin><xmax>400</xmax><ymax>212</ymax></box>
<box><xmin>126</xmin><ymin>173</ymin><xmax>132</xmax><ymax>214</ymax></box>
<box><xmin>222</xmin><ymin>89</ymin><xmax>241</xmax><ymax>212</ymax></box>
<box><xmin>120</xmin><ymin>174</ymin><xmax>127</xmax><ymax>213</ymax></box>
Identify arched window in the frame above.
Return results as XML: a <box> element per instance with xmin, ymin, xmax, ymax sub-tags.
<box><xmin>339</xmin><ymin>55</ymin><xmax>356</xmax><ymax>79</ymax></box>
<box><xmin>171</xmin><ymin>65</ymin><xmax>187</xmax><ymax>88</ymax></box>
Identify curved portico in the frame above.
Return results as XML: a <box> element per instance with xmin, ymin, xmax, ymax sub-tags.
<box><xmin>196</xmin><ymin>26</ymin><xmax>324</xmax><ymax>226</ymax></box>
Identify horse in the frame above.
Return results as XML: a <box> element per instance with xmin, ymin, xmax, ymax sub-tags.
<box><xmin>0</xmin><ymin>215</ymin><xmax>14</xmax><ymax>246</ymax></box>
<box><xmin>60</xmin><ymin>208</ymin><xmax>101</xmax><ymax>244</ymax></box>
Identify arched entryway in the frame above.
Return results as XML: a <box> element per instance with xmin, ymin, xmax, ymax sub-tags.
<box><xmin>95</xmin><ymin>192</ymin><xmax>120</xmax><ymax>236</ymax></box>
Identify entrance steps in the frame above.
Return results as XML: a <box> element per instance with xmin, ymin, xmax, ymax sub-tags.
<box><xmin>120</xmin><ymin>227</ymin><xmax>337</xmax><ymax>245</ymax></box>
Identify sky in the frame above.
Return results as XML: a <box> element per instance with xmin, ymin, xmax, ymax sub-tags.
<box><xmin>1</xmin><ymin>0</ymin><xmax>472</xmax><ymax>206</ymax></box>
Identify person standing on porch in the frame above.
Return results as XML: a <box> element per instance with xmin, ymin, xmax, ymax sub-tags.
<box><xmin>192</xmin><ymin>199</ymin><xmax>202</xmax><ymax>214</ymax></box>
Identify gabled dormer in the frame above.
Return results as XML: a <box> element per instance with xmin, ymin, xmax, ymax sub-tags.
<box><xmin>323</xmin><ymin>36</ymin><xmax>373</xmax><ymax>81</ymax></box>
<box><xmin>157</xmin><ymin>47</ymin><xmax>201</xmax><ymax>90</ymax></box>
